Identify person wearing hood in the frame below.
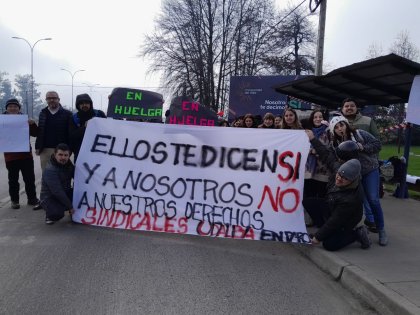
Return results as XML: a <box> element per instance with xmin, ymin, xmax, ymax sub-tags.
<box><xmin>305</xmin><ymin>129</ymin><xmax>371</xmax><ymax>251</ymax></box>
<box><xmin>3</xmin><ymin>98</ymin><xmax>41</xmax><ymax>210</ymax></box>
<box><xmin>69</xmin><ymin>93</ymin><xmax>106</xmax><ymax>162</ymax></box>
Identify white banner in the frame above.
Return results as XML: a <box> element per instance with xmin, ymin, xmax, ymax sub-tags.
<box><xmin>0</xmin><ymin>115</ymin><xmax>29</xmax><ymax>153</ymax></box>
<box><xmin>407</xmin><ymin>75</ymin><xmax>420</xmax><ymax>126</ymax></box>
<box><xmin>72</xmin><ymin>118</ymin><xmax>311</xmax><ymax>243</ymax></box>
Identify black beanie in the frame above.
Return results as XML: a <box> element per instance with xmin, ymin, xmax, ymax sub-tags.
<box><xmin>6</xmin><ymin>98</ymin><xmax>21</xmax><ymax>109</ymax></box>
<box><xmin>75</xmin><ymin>93</ymin><xmax>93</xmax><ymax>111</ymax></box>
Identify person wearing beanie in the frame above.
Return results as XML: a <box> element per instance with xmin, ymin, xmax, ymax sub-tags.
<box><xmin>5</xmin><ymin>98</ymin><xmax>21</xmax><ymax>110</ymax></box>
<box><xmin>328</xmin><ymin>114</ymin><xmax>388</xmax><ymax>246</ymax></box>
<box><xmin>69</xmin><ymin>93</ymin><xmax>106</xmax><ymax>162</ymax></box>
<box><xmin>328</xmin><ymin>115</ymin><xmax>348</xmax><ymax>136</ymax></box>
<box><xmin>340</xmin><ymin>98</ymin><xmax>381</xmax><ymax>234</ymax></box>
<box><xmin>35</xmin><ymin>91</ymin><xmax>72</xmax><ymax>171</ymax></box>
<box><xmin>3</xmin><ymin>98</ymin><xmax>42</xmax><ymax>210</ymax></box>
<box><xmin>304</xmin><ymin>130</ymin><xmax>371</xmax><ymax>251</ymax></box>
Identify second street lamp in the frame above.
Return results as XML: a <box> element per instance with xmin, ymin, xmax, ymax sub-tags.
<box><xmin>61</xmin><ymin>68</ymin><xmax>85</xmax><ymax>111</ymax></box>
<box><xmin>12</xmin><ymin>36</ymin><xmax>52</xmax><ymax>118</ymax></box>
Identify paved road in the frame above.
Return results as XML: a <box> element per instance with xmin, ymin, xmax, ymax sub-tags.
<box><xmin>0</xmin><ymin>205</ymin><xmax>378</xmax><ymax>315</ymax></box>
<box><xmin>0</xmin><ymin>148</ymin><xmax>377</xmax><ymax>314</ymax></box>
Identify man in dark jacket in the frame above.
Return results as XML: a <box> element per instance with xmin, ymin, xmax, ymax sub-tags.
<box><xmin>3</xmin><ymin>98</ymin><xmax>41</xmax><ymax>210</ymax></box>
<box><xmin>40</xmin><ymin>143</ymin><xmax>74</xmax><ymax>225</ymax></box>
<box><xmin>305</xmin><ymin>130</ymin><xmax>371</xmax><ymax>251</ymax></box>
<box><xmin>35</xmin><ymin>91</ymin><xmax>72</xmax><ymax>171</ymax></box>
<box><xmin>69</xmin><ymin>93</ymin><xmax>106</xmax><ymax>162</ymax></box>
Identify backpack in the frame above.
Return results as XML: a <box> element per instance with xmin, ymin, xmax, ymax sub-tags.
<box><xmin>388</xmin><ymin>156</ymin><xmax>406</xmax><ymax>183</ymax></box>
<box><xmin>379</xmin><ymin>161</ymin><xmax>394</xmax><ymax>182</ymax></box>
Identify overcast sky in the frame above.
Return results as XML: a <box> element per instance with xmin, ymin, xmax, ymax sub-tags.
<box><xmin>1</xmin><ymin>0</ymin><xmax>419</xmax><ymax>112</ymax></box>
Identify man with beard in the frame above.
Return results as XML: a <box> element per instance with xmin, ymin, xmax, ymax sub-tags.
<box><xmin>340</xmin><ymin>98</ymin><xmax>379</xmax><ymax>138</ymax></box>
<box><xmin>69</xmin><ymin>93</ymin><xmax>106</xmax><ymax>162</ymax></box>
<box><xmin>41</xmin><ymin>143</ymin><xmax>74</xmax><ymax>225</ymax></box>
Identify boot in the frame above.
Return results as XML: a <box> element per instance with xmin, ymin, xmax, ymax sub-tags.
<box><xmin>355</xmin><ymin>226</ymin><xmax>371</xmax><ymax>249</ymax></box>
<box><xmin>378</xmin><ymin>229</ymin><xmax>388</xmax><ymax>246</ymax></box>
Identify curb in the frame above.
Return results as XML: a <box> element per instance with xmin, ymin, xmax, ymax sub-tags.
<box><xmin>294</xmin><ymin>244</ymin><xmax>420</xmax><ymax>315</ymax></box>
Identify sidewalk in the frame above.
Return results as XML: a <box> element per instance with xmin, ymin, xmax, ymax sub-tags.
<box><xmin>297</xmin><ymin>193</ymin><xmax>420</xmax><ymax>315</ymax></box>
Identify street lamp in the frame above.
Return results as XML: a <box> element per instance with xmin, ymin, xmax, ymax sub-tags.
<box><xmin>61</xmin><ymin>68</ymin><xmax>85</xmax><ymax>111</ymax></box>
<box><xmin>82</xmin><ymin>83</ymin><xmax>100</xmax><ymax>91</ymax></box>
<box><xmin>12</xmin><ymin>36</ymin><xmax>52</xmax><ymax>118</ymax></box>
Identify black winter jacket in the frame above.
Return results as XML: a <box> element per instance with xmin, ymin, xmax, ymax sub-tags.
<box><xmin>35</xmin><ymin>106</ymin><xmax>72</xmax><ymax>152</ymax></box>
<box><xmin>40</xmin><ymin>155</ymin><xmax>74</xmax><ymax>211</ymax></box>
<box><xmin>68</xmin><ymin>108</ymin><xmax>106</xmax><ymax>161</ymax></box>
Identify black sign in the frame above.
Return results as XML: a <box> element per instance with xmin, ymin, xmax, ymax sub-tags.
<box><xmin>165</xmin><ymin>96</ymin><xmax>217</xmax><ymax>126</ymax></box>
<box><xmin>107</xmin><ymin>88</ymin><xmax>163</xmax><ymax>121</ymax></box>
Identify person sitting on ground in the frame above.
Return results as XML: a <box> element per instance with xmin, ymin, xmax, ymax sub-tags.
<box><xmin>69</xmin><ymin>93</ymin><xmax>106</xmax><ymax>163</ymax></box>
<box><xmin>305</xmin><ymin>130</ymin><xmax>371</xmax><ymax>251</ymax></box>
<box><xmin>3</xmin><ymin>98</ymin><xmax>41</xmax><ymax>210</ymax></box>
<box><xmin>40</xmin><ymin>143</ymin><xmax>75</xmax><ymax>225</ymax></box>
<box><xmin>340</xmin><ymin>98</ymin><xmax>380</xmax><ymax>232</ymax></box>
<box><xmin>258</xmin><ymin>112</ymin><xmax>275</xmax><ymax>128</ymax></box>
<box><xmin>329</xmin><ymin>115</ymin><xmax>388</xmax><ymax>246</ymax></box>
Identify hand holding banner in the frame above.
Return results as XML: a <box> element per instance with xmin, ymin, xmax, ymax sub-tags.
<box><xmin>72</xmin><ymin>118</ymin><xmax>310</xmax><ymax>243</ymax></box>
<box><xmin>0</xmin><ymin>115</ymin><xmax>30</xmax><ymax>153</ymax></box>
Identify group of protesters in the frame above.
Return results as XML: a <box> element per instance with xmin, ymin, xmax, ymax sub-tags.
<box><xmin>3</xmin><ymin>92</ymin><xmax>388</xmax><ymax>250</ymax></box>
<box><xmin>218</xmin><ymin>98</ymin><xmax>387</xmax><ymax>250</ymax></box>
<box><xmin>2</xmin><ymin>91</ymin><xmax>105</xmax><ymax>224</ymax></box>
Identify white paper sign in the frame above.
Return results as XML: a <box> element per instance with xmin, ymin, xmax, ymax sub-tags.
<box><xmin>72</xmin><ymin>118</ymin><xmax>311</xmax><ymax>243</ymax></box>
<box><xmin>0</xmin><ymin>115</ymin><xmax>30</xmax><ymax>153</ymax></box>
<box><xmin>407</xmin><ymin>75</ymin><xmax>420</xmax><ymax>126</ymax></box>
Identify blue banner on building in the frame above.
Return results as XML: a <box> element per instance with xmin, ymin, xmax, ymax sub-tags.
<box><xmin>229</xmin><ymin>76</ymin><xmax>312</xmax><ymax>118</ymax></box>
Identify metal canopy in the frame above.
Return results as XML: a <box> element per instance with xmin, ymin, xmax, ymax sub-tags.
<box><xmin>273</xmin><ymin>54</ymin><xmax>420</xmax><ymax>109</ymax></box>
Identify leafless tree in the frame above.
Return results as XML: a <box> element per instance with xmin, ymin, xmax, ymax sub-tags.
<box><xmin>263</xmin><ymin>5</ymin><xmax>317</xmax><ymax>75</ymax></box>
<box><xmin>370</xmin><ymin>30</ymin><xmax>420</xmax><ymax>147</ymax></box>
<box><xmin>141</xmin><ymin>0</ymin><xmax>316</xmax><ymax>111</ymax></box>
<box><xmin>390</xmin><ymin>30</ymin><xmax>419</xmax><ymax>61</ymax></box>
<box><xmin>366</xmin><ymin>42</ymin><xmax>384</xmax><ymax>59</ymax></box>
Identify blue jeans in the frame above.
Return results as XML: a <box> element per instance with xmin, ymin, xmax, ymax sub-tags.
<box><xmin>362</xmin><ymin>168</ymin><xmax>385</xmax><ymax>230</ymax></box>
<box><xmin>363</xmin><ymin>200</ymin><xmax>374</xmax><ymax>223</ymax></box>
